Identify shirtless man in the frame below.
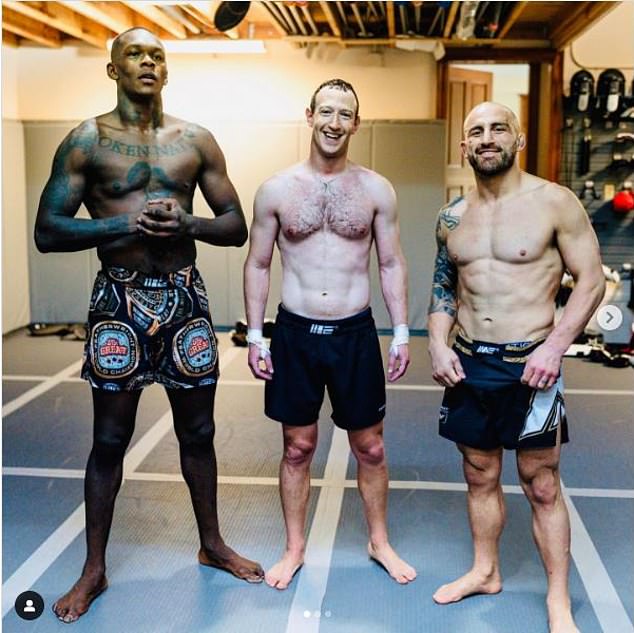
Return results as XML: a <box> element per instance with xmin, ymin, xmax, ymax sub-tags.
<box><xmin>243</xmin><ymin>79</ymin><xmax>416</xmax><ymax>590</ymax></box>
<box><xmin>428</xmin><ymin>102</ymin><xmax>605</xmax><ymax>633</ymax></box>
<box><xmin>34</xmin><ymin>27</ymin><xmax>263</xmax><ymax>623</ymax></box>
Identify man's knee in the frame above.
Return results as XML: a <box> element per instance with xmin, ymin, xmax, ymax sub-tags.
<box><xmin>461</xmin><ymin>447</ymin><xmax>502</xmax><ymax>491</ymax></box>
<box><xmin>521</xmin><ymin>466</ymin><xmax>560</xmax><ymax>507</ymax></box>
<box><xmin>283</xmin><ymin>438</ymin><xmax>316</xmax><ymax>467</ymax></box>
<box><xmin>176</xmin><ymin>417</ymin><xmax>215</xmax><ymax>449</ymax></box>
<box><xmin>351</xmin><ymin>436</ymin><xmax>385</xmax><ymax>467</ymax></box>
<box><xmin>93</xmin><ymin>427</ymin><xmax>133</xmax><ymax>462</ymax></box>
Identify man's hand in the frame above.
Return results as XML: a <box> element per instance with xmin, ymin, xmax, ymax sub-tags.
<box><xmin>137</xmin><ymin>198</ymin><xmax>191</xmax><ymax>238</ymax></box>
<box><xmin>521</xmin><ymin>342</ymin><xmax>562</xmax><ymax>390</ymax></box>
<box><xmin>247</xmin><ymin>344</ymin><xmax>274</xmax><ymax>381</ymax></box>
<box><xmin>387</xmin><ymin>343</ymin><xmax>410</xmax><ymax>382</ymax></box>
<box><xmin>429</xmin><ymin>341</ymin><xmax>465</xmax><ymax>387</ymax></box>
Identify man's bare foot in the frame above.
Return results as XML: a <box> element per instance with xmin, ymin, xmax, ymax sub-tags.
<box><xmin>368</xmin><ymin>542</ymin><xmax>417</xmax><ymax>584</ymax></box>
<box><xmin>52</xmin><ymin>573</ymin><xmax>108</xmax><ymax>623</ymax></box>
<box><xmin>198</xmin><ymin>544</ymin><xmax>264</xmax><ymax>583</ymax></box>
<box><xmin>433</xmin><ymin>569</ymin><xmax>502</xmax><ymax>604</ymax></box>
<box><xmin>265</xmin><ymin>551</ymin><xmax>304</xmax><ymax>590</ymax></box>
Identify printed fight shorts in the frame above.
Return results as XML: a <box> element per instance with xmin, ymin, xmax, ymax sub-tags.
<box><xmin>81</xmin><ymin>265</ymin><xmax>218</xmax><ymax>391</ymax></box>
<box><xmin>265</xmin><ymin>305</ymin><xmax>386</xmax><ymax>431</ymax></box>
<box><xmin>438</xmin><ymin>333</ymin><xmax>569</xmax><ymax>450</ymax></box>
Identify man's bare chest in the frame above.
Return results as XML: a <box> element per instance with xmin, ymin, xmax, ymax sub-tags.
<box><xmin>280</xmin><ymin>181</ymin><xmax>374</xmax><ymax>241</ymax></box>
<box><xmin>91</xmin><ymin>131</ymin><xmax>200</xmax><ymax>197</ymax></box>
<box><xmin>448</xmin><ymin>212</ymin><xmax>554</xmax><ymax>265</ymax></box>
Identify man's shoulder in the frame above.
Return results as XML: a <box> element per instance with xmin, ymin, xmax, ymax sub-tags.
<box><xmin>439</xmin><ymin>194</ymin><xmax>467</xmax><ymax>217</ymax></box>
<box><xmin>521</xmin><ymin>174</ymin><xmax>575</xmax><ymax>208</ymax></box>
<box><xmin>255</xmin><ymin>166</ymin><xmax>299</xmax><ymax>203</ymax></box>
<box><xmin>163</xmin><ymin>115</ymin><xmax>213</xmax><ymax>142</ymax></box>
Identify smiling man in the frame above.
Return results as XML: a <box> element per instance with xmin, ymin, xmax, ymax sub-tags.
<box><xmin>243</xmin><ymin>78</ymin><xmax>415</xmax><ymax>590</ymax></box>
<box><xmin>427</xmin><ymin>102</ymin><xmax>605</xmax><ymax>633</ymax></box>
<box><xmin>34</xmin><ymin>27</ymin><xmax>263</xmax><ymax>623</ymax></box>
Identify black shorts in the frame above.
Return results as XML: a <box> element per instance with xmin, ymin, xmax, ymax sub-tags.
<box><xmin>265</xmin><ymin>305</ymin><xmax>386</xmax><ymax>430</ymax></box>
<box><xmin>81</xmin><ymin>266</ymin><xmax>218</xmax><ymax>391</ymax></box>
<box><xmin>438</xmin><ymin>334</ymin><xmax>569</xmax><ymax>450</ymax></box>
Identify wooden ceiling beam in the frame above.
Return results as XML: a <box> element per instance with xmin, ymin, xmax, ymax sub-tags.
<box><xmin>260</xmin><ymin>2</ymin><xmax>290</xmax><ymax>37</ymax></box>
<box><xmin>443</xmin><ymin>1</ymin><xmax>460</xmax><ymax>38</ymax></box>
<box><xmin>386</xmin><ymin>1</ymin><xmax>396</xmax><ymax>39</ymax></box>
<box><xmin>497</xmin><ymin>1</ymin><xmax>528</xmax><ymax>39</ymax></box>
<box><xmin>319</xmin><ymin>1</ymin><xmax>341</xmax><ymax>38</ymax></box>
<box><xmin>2</xmin><ymin>30</ymin><xmax>21</xmax><ymax>47</ymax></box>
<box><xmin>3</xmin><ymin>1</ymin><xmax>109</xmax><ymax>48</ymax></box>
<box><xmin>179</xmin><ymin>5</ymin><xmax>218</xmax><ymax>34</ymax></box>
<box><xmin>56</xmin><ymin>1</ymin><xmax>170</xmax><ymax>38</ymax></box>
<box><xmin>2</xmin><ymin>7</ymin><xmax>62</xmax><ymax>47</ymax></box>
<box><xmin>120</xmin><ymin>2</ymin><xmax>187</xmax><ymax>39</ymax></box>
<box><xmin>551</xmin><ymin>1</ymin><xmax>619</xmax><ymax>49</ymax></box>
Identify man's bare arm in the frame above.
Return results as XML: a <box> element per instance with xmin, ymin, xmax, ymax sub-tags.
<box><xmin>548</xmin><ymin>187</ymin><xmax>606</xmax><ymax>351</ymax></box>
<box><xmin>189</xmin><ymin>127</ymin><xmax>248</xmax><ymax>246</ymax></box>
<box><xmin>372</xmin><ymin>176</ymin><xmax>409</xmax><ymax>381</ymax></box>
<box><xmin>522</xmin><ymin>186</ymin><xmax>606</xmax><ymax>390</ymax></box>
<box><xmin>243</xmin><ymin>180</ymin><xmax>280</xmax><ymax>379</ymax></box>
<box><xmin>373</xmin><ymin>178</ymin><xmax>408</xmax><ymax>328</ymax></box>
<box><xmin>34</xmin><ymin>120</ymin><xmax>136</xmax><ymax>252</ymax></box>
<box><xmin>427</xmin><ymin>202</ymin><xmax>461</xmax><ymax>346</ymax></box>
<box><xmin>427</xmin><ymin>201</ymin><xmax>465</xmax><ymax>386</ymax></box>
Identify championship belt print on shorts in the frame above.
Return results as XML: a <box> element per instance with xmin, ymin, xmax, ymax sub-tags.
<box><xmin>173</xmin><ymin>318</ymin><xmax>217</xmax><ymax>377</ymax></box>
<box><xmin>91</xmin><ymin>321</ymin><xmax>139</xmax><ymax>379</ymax></box>
<box><xmin>126</xmin><ymin>288</ymin><xmax>193</xmax><ymax>336</ymax></box>
<box><xmin>89</xmin><ymin>273</ymin><xmax>121</xmax><ymax>316</ymax></box>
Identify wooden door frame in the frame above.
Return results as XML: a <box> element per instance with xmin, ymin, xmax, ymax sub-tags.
<box><xmin>436</xmin><ymin>49</ymin><xmax>563</xmax><ymax>182</ymax></box>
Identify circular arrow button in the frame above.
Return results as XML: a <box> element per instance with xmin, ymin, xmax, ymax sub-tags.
<box><xmin>597</xmin><ymin>305</ymin><xmax>623</xmax><ymax>331</ymax></box>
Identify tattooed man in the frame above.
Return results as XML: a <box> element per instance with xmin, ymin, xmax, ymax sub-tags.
<box><xmin>427</xmin><ymin>102</ymin><xmax>604</xmax><ymax>633</ymax></box>
<box><xmin>35</xmin><ymin>27</ymin><xmax>263</xmax><ymax>623</ymax></box>
<box><xmin>243</xmin><ymin>79</ymin><xmax>416</xmax><ymax>590</ymax></box>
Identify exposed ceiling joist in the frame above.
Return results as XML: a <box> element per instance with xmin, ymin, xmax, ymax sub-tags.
<box><xmin>3</xmin><ymin>0</ymin><xmax>109</xmax><ymax>48</ymax></box>
<box><xmin>319</xmin><ymin>1</ymin><xmax>341</xmax><ymax>38</ymax></box>
<box><xmin>260</xmin><ymin>2</ymin><xmax>289</xmax><ymax>37</ymax></box>
<box><xmin>497</xmin><ymin>1</ymin><xmax>529</xmax><ymax>39</ymax></box>
<box><xmin>386</xmin><ymin>1</ymin><xmax>396</xmax><ymax>39</ymax></box>
<box><xmin>2</xmin><ymin>30</ymin><xmax>20</xmax><ymax>47</ymax></box>
<box><xmin>443</xmin><ymin>1</ymin><xmax>460</xmax><ymax>39</ymax></box>
<box><xmin>2</xmin><ymin>6</ymin><xmax>62</xmax><ymax>47</ymax></box>
<box><xmin>121</xmin><ymin>1</ymin><xmax>187</xmax><ymax>39</ymax></box>
<box><xmin>551</xmin><ymin>1</ymin><xmax>619</xmax><ymax>49</ymax></box>
<box><xmin>1</xmin><ymin>1</ymin><xmax>620</xmax><ymax>54</ymax></box>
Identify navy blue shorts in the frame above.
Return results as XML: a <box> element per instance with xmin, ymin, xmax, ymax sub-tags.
<box><xmin>438</xmin><ymin>334</ymin><xmax>569</xmax><ymax>450</ymax></box>
<box><xmin>265</xmin><ymin>305</ymin><xmax>386</xmax><ymax>430</ymax></box>
<box><xmin>81</xmin><ymin>266</ymin><xmax>218</xmax><ymax>391</ymax></box>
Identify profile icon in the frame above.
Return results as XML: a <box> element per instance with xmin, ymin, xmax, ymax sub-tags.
<box><xmin>15</xmin><ymin>591</ymin><xmax>44</xmax><ymax>620</ymax></box>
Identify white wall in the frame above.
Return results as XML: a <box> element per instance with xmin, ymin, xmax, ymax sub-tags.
<box><xmin>12</xmin><ymin>41</ymin><xmax>436</xmax><ymax>123</ymax></box>
<box><xmin>563</xmin><ymin>2</ymin><xmax>634</xmax><ymax>88</ymax></box>
<box><xmin>2</xmin><ymin>45</ymin><xmax>20</xmax><ymax>119</ymax></box>
<box><xmin>2</xmin><ymin>120</ymin><xmax>30</xmax><ymax>333</ymax></box>
<box><xmin>2</xmin><ymin>46</ymin><xmax>29</xmax><ymax>332</ymax></box>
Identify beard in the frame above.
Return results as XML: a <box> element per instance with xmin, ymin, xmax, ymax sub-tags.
<box><xmin>467</xmin><ymin>143</ymin><xmax>517</xmax><ymax>177</ymax></box>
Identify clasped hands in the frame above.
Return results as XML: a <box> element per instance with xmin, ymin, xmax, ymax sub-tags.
<box><xmin>136</xmin><ymin>198</ymin><xmax>191</xmax><ymax>238</ymax></box>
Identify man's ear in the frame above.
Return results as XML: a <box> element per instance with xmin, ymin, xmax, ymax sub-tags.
<box><xmin>306</xmin><ymin>107</ymin><xmax>314</xmax><ymax>128</ymax></box>
<box><xmin>107</xmin><ymin>62</ymin><xmax>118</xmax><ymax>81</ymax></box>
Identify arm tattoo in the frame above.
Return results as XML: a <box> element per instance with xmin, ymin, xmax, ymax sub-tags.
<box><xmin>428</xmin><ymin>199</ymin><xmax>462</xmax><ymax>316</ymax></box>
<box><xmin>42</xmin><ymin>123</ymin><xmax>96</xmax><ymax>213</ymax></box>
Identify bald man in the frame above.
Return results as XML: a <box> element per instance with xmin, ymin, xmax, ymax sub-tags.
<box><xmin>427</xmin><ymin>102</ymin><xmax>604</xmax><ymax>633</ymax></box>
<box><xmin>35</xmin><ymin>27</ymin><xmax>263</xmax><ymax>623</ymax></box>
